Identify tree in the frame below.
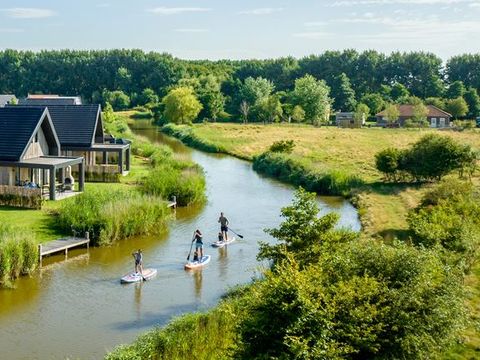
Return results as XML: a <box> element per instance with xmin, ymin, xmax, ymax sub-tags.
<box><xmin>360</xmin><ymin>93</ymin><xmax>385</xmax><ymax>115</ymax></box>
<box><xmin>292</xmin><ymin>75</ymin><xmax>331</xmax><ymax>125</ymax></box>
<box><xmin>331</xmin><ymin>73</ymin><xmax>357</xmax><ymax>111</ymax></box>
<box><xmin>354</xmin><ymin>103</ymin><xmax>370</xmax><ymax>124</ymax></box>
<box><xmin>412</xmin><ymin>102</ymin><xmax>429</xmax><ymax>126</ymax></box>
<box><xmin>291</xmin><ymin>105</ymin><xmax>305</xmax><ymax>123</ymax></box>
<box><xmin>162</xmin><ymin>87</ymin><xmax>202</xmax><ymax>124</ymax></box>
<box><xmin>256</xmin><ymin>95</ymin><xmax>283</xmax><ymax>123</ymax></box>
<box><xmin>240</xmin><ymin>77</ymin><xmax>275</xmax><ymax>106</ymax></box>
<box><xmin>239</xmin><ymin>101</ymin><xmax>250</xmax><ymax>124</ymax></box>
<box><xmin>446</xmin><ymin>80</ymin><xmax>466</xmax><ymax>99</ymax></box>
<box><xmin>383</xmin><ymin>103</ymin><xmax>400</xmax><ymax>124</ymax></box>
<box><xmin>425</xmin><ymin>97</ymin><xmax>446</xmax><ymax>110</ymax></box>
<box><xmin>390</xmin><ymin>82</ymin><xmax>409</xmax><ymax>100</ymax></box>
<box><xmin>463</xmin><ymin>88</ymin><xmax>480</xmax><ymax>118</ymax></box>
<box><xmin>445</xmin><ymin>97</ymin><xmax>469</xmax><ymax>119</ymax></box>
<box><xmin>139</xmin><ymin>88</ymin><xmax>159</xmax><ymax>106</ymax></box>
<box><xmin>104</xmin><ymin>90</ymin><xmax>130</xmax><ymax>110</ymax></box>
<box><xmin>375</xmin><ymin>148</ymin><xmax>404</xmax><ymax>181</ymax></box>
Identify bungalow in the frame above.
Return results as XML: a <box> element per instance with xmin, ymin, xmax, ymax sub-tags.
<box><xmin>376</xmin><ymin>105</ymin><xmax>452</xmax><ymax>128</ymax></box>
<box><xmin>336</xmin><ymin>112</ymin><xmax>364</xmax><ymax>128</ymax></box>
<box><xmin>0</xmin><ymin>107</ymin><xmax>85</xmax><ymax>201</ymax></box>
<box><xmin>12</xmin><ymin>104</ymin><xmax>131</xmax><ymax>178</ymax></box>
<box><xmin>0</xmin><ymin>95</ymin><xmax>17</xmax><ymax>107</ymax></box>
<box><xmin>19</xmin><ymin>94</ymin><xmax>82</xmax><ymax>105</ymax></box>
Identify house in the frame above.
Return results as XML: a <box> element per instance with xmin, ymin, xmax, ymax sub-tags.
<box><xmin>0</xmin><ymin>107</ymin><xmax>85</xmax><ymax>201</ymax></box>
<box><xmin>0</xmin><ymin>95</ymin><xmax>17</xmax><ymax>107</ymax></box>
<box><xmin>376</xmin><ymin>105</ymin><xmax>452</xmax><ymax>128</ymax></box>
<box><xmin>19</xmin><ymin>94</ymin><xmax>82</xmax><ymax>106</ymax></box>
<box><xmin>336</xmin><ymin>112</ymin><xmax>364</xmax><ymax>128</ymax></box>
<box><xmin>12</xmin><ymin>104</ymin><xmax>131</xmax><ymax>177</ymax></box>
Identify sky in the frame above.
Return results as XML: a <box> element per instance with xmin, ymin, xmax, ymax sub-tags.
<box><xmin>0</xmin><ymin>0</ymin><xmax>479</xmax><ymax>60</ymax></box>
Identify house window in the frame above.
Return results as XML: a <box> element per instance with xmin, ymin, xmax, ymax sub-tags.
<box><xmin>431</xmin><ymin>118</ymin><xmax>437</xmax><ymax>128</ymax></box>
<box><xmin>439</xmin><ymin>118</ymin><xmax>445</xmax><ymax>127</ymax></box>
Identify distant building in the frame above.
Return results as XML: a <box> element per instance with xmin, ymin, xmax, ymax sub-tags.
<box><xmin>0</xmin><ymin>95</ymin><xmax>17</xmax><ymax>107</ymax></box>
<box><xmin>19</xmin><ymin>94</ymin><xmax>82</xmax><ymax>106</ymax></box>
<box><xmin>336</xmin><ymin>112</ymin><xmax>364</xmax><ymax>128</ymax></box>
<box><xmin>376</xmin><ymin>105</ymin><xmax>452</xmax><ymax>128</ymax></box>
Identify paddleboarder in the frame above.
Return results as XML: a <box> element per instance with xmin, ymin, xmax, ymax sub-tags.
<box><xmin>132</xmin><ymin>249</ymin><xmax>143</xmax><ymax>275</ymax></box>
<box><xmin>194</xmin><ymin>229</ymin><xmax>204</xmax><ymax>259</ymax></box>
<box><xmin>218</xmin><ymin>212</ymin><xmax>229</xmax><ymax>241</ymax></box>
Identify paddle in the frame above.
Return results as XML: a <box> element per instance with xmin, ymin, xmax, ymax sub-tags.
<box><xmin>229</xmin><ymin>228</ymin><xmax>244</xmax><ymax>239</ymax></box>
<box><xmin>186</xmin><ymin>233</ymin><xmax>196</xmax><ymax>261</ymax></box>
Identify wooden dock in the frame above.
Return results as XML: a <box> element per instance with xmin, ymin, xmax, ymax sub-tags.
<box><xmin>38</xmin><ymin>232</ymin><xmax>90</xmax><ymax>266</ymax></box>
<box><xmin>167</xmin><ymin>196</ymin><xmax>177</xmax><ymax>209</ymax></box>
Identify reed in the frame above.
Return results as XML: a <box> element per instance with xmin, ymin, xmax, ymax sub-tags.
<box><xmin>0</xmin><ymin>185</ymin><xmax>43</xmax><ymax>209</ymax></box>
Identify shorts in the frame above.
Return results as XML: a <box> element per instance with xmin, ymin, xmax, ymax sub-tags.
<box><xmin>195</xmin><ymin>242</ymin><xmax>203</xmax><ymax>249</ymax></box>
<box><xmin>135</xmin><ymin>260</ymin><xmax>141</xmax><ymax>266</ymax></box>
<box><xmin>221</xmin><ymin>225</ymin><xmax>228</xmax><ymax>232</ymax></box>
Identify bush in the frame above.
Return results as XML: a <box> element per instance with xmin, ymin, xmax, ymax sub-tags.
<box><xmin>56</xmin><ymin>188</ymin><xmax>170</xmax><ymax>246</ymax></box>
<box><xmin>268</xmin><ymin>139</ymin><xmax>295</xmax><ymax>153</ymax></box>
<box><xmin>0</xmin><ymin>224</ymin><xmax>38</xmax><ymax>287</ymax></box>
<box><xmin>375</xmin><ymin>147</ymin><xmax>404</xmax><ymax>181</ymax></box>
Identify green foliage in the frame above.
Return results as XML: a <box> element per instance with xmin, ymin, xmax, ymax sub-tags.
<box><xmin>446</xmin><ymin>80</ymin><xmax>466</xmax><ymax>99</ymax></box>
<box><xmin>354</xmin><ymin>102</ymin><xmax>370</xmax><ymax>121</ymax></box>
<box><xmin>425</xmin><ymin>97</ymin><xmax>446</xmax><ymax>110</ymax></box>
<box><xmin>383</xmin><ymin>103</ymin><xmax>400</xmax><ymax>124</ymax></box>
<box><xmin>391</xmin><ymin>82</ymin><xmax>410</xmax><ymax>100</ymax></box>
<box><xmin>138</xmin><ymin>88</ymin><xmax>159</xmax><ymax>106</ymax></box>
<box><xmin>104</xmin><ymin>90</ymin><xmax>131</xmax><ymax>111</ymax></box>
<box><xmin>375</xmin><ymin>147</ymin><xmax>403</xmax><ymax>181</ymax></box>
<box><xmin>293</xmin><ymin>74</ymin><xmax>331</xmax><ymax>125</ymax></box>
<box><xmin>446</xmin><ymin>97</ymin><xmax>469</xmax><ymax>119</ymax></box>
<box><xmin>331</xmin><ymin>73</ymin><xmax>357</xmax><ymax>112</ymax></box>
<box><xmin>269</xmin><ymin>139</ymin><xmax>295</xmax><ymax>154</ymax></box>
<box><xmin>161</xmin><ymin>123</ymin><xmax>225</xmax><ymax>153</ymax></box>
<box><xmin>56</xmin><ymin>188</ymin><xmax>170</xmax><ymax>246</ymax></box>
<box><xmin>291</xmin><ymin>105</ymin><xmax>306</xmax><ymax>122</ymax></box>
<box><xmin>255</xmin><ymin>95</ymin><xmax>283</xmax><ymax>123</ymax></box>
<box><xmin>361</xmin><ymin>93</ymin><xmax>385</xmax><ymax>115</ymax></box>
<box><xmin>162</xmin><ymin>87</ymin><xmax>203</xmax><ymax>124</ymax></box>
<box><xmin>240</xmin><ymin>76</ymin><xmax>275</xmax><ymax>106</ymax></box>
<box><xmin>0</xmin><ymin>224</ymin><xmax>38</xmax><ymax>287</ymax></box>
<box><xmin>253</xmin><ymin>152</ymin><xmax>364</xmax><ymax>196</ymax></box>
<box><xmin>463</xmin><ymin>87</ymin><xmax>480</xmax><ymax>118</ymax></box>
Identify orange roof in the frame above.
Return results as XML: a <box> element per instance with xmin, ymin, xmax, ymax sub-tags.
<box><xmin>377</xmin><ymin>104</ymin><xmax>451</xmax><ymax>117</ymax></box>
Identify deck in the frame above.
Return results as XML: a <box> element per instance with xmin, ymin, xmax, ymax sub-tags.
<box><xmin>38</xmin><ymin>234</ymin><xmax>90</xmax><ymax>266</ymax></box>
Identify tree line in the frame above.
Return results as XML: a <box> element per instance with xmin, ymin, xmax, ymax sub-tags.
<box><xmin>1</xmin><ymin>49</ymin><xmax>480</xmax><ymax>123</ymax></box>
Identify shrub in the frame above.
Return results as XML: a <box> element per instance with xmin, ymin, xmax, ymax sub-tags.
<box><xmin>268</xmin><ymin>139</ymin><xmax>295</xmax><ymax>154</ymax></box>
<box><xmin>375</xmin><ymin>147</ymin><xmax>404</xmax><ymax>181</ymax></box>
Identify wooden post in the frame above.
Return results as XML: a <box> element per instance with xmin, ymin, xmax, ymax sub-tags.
<box><xmin>38</xmin><ymin>244</ymin><xmax>42</xmax><ymax>267</ymax></box>
<box><xmin>118</xmin><ymin>149</ymin><xmax>124</xmax><ymax>174</ymax></box>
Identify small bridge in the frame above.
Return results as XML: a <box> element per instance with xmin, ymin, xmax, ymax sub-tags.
<box><xmin>38</xmin><ymin>233</ymin><xmax>90</xmax><ymax>266</ymax></box>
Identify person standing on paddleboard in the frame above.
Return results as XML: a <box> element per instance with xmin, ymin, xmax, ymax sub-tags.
<box><xmin>132</xmin><ymin>249</ymin><xmax>143</xmax><ymax>275</ymax></box>
<box><xmin>194</xmin><ymin>230</ymin><xmax>204</xmax><ymax>259</ymax></box>
<box><xmin>218</xmin><ymin>212</ymin><xmax>229</xmax><ymax>241</ymax></box>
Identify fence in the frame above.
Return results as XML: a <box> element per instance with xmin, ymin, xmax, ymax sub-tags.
<box><xmin>0</xmin><ymin>185</ymin><xmax>43</xmax><ymax>209</ymax></box>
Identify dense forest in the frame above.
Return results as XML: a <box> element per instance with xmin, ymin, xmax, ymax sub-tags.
<box><xmin>1</xmin><ymin>49</ymin><xmax>480</xmax><ymax>122</ymax></box>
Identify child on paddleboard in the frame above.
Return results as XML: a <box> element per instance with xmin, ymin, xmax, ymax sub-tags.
<box><xmin>132</xmin><ymin>249</ymin><xmax>143</xmax><ymax>275</ymax></box>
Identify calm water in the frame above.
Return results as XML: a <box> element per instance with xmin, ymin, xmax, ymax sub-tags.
<box><xmin>0</xmin><ymin>121</ymin><xmax>360</xmax><ymax>360</ymax></box>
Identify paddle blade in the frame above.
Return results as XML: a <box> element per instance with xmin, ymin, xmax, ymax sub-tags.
<box><xmin>238</xmin><ymin>234</ymin><xmax>244</xmax><ymax>239</ymax></box>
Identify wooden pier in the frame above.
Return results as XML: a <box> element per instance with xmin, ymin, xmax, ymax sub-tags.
<box><xmin>38</xmin><ymin>232</ymin><xmax>90</xmax><ymax>266</ymax></box>
<box><xmin>168</xmin><ymin>196</ymin><xmax>177</xmax><ymax>209</ymax></box>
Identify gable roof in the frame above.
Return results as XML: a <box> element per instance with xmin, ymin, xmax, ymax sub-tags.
<box><xmin>376</xmin><ymin>104</ymin><xmax>452</xmax><ymax>118</ymax></box>
<box><xmin>0</xmin><ymin>95</ymin><xmax>17</xmax><ymax>107</ymax></box>
<box><xmin>0</xmin><ymin>107</ymin><xmax>55</xmax><ymax>161</ymax></box>
<box><xmin>19</xmin><ymin>96</ymin><xmax>82</xmax><ymax>106</ymax></box>
<box><xmin>42</xmin><ymin>104</ymin><xmax>102</xmax><ymax>147</ymax></box>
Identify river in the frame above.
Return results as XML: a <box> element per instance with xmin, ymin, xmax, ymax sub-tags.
<box><xmin>0</xmin><ymin>121</ymin><xmax>360</xmax><ymax>360</ymax></box>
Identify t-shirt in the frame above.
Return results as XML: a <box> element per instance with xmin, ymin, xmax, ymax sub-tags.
<box><xmin>134</xmin><ymin>252</ymin><xmax>143</xmax><ymax>263</ymax></box>
<box><xmin>195</xmin><ymin>234</ymin><xmax>203</xmax><ymax>244</ymax></box>
<box><xmin>219</xmin><ymin>216</ymin><xmax>228</xmax><ymax>227</ymax></box>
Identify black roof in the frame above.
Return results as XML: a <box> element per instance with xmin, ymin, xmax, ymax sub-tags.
<box><xmin>18</xmin><ymin>97</ymin><xmax>81</xmax><ymax>106</ymax></box>
<box><xmin>45</xmin><ymin>105</ymin><xmax>101</xmax><ymax>147</ymax></box>
<box><xmin>0</xmin><ymin>107</ymin><xmax>47</xmax><ymax>161</ymax></box>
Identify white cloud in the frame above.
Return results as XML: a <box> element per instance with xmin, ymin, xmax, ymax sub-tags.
<box><xmin>147</xmin><ymin>7</ymin><xmax>211</xmax><ymax>15</ymax></box>
<box><xmin>331</xmin><ymin>0</ymin><xmax>475</xmax><ymax>6</ymax></box>
<box><xmin>1</xmin><ymin>8</ymin><xmax>56</xmax><ymax>19</ymax></box>
<box><xmin>174</xmin><ymin>28</ymin><xmax>209</xmax><ymax>33</ymax></box>
<box><xmin>239</xmin><ymin>8</ymin><xmax>284</xmax><ymax>15</ymax></box>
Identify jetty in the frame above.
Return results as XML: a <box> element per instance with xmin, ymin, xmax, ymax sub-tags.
<box><xmin>38</xmin><ymin>232</ymin><xmax>90</xmax><ymax>266</ymax></box>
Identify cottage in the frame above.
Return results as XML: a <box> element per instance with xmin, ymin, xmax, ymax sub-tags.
<box><xmin>336</xmin><ymin>112</ymin><xmax>364</xmax><ymax>128</ymax></box>
<box><xmin>0</xmin><ymin>107</ymin><xmax>85</xmax><ymax>201</ymax></box>
<box><xmin>19</xmin><ymin>94</ymin><xmax>82</xmax><ymax>106</ymax></box>
<box><xmin>376</xmin><ymin>105</ymin><xmax>452</xmax><ymax>128</ymax></box>
<box><xmin>12</xmin><ymin>104</ymin><xmax>131</xmax><ymax>177</ymax></box>
<box><xmin>0</xmin><ymin>95</ymin><xmax>17</xmax><ymax>107</ymax></box>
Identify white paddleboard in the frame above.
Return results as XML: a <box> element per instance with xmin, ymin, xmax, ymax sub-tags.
<box><xmin>212</xmin><ymin>237</ymin><xmax>236</xmax><ymax>248</ymax></box>
<box><xmin>120</xmin><ymin>268</ymin><xmax>157</xmax><ymax>283</ymax></box>
<box><xmin>184</xmin><ymin>255</ymin><xmax>211</xmax><ymax>270</ymax></box>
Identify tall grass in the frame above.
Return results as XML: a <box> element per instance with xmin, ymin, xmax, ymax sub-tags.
<box><xmin>106</xmin><ymin>299</ymin><xmax>239</xmax><ymax>360</ymax></box>
<box><xmin>161</xmin><ymin>123</ymin><xmax>226</xmax><ymax>154</ymax></box>
<box><xmin>55</xmin><ymin>188</ymin><xmax>170</xmax><ymax>246</ymax></box>
<box><xmin>0</xmin><ymin>224</ymin><xmax>38</xmax><ymax>287</ymax></box>
<box><xmin>253</xmin><ymin>151</ymin><xmax>364</xmax><ymax>196</ymax></box>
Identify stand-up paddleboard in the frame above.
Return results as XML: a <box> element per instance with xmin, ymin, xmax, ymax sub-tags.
<box><xmin>120</xmin><ymin>268</ymin><xmax>157</xmax><ymax>283</ymax></box>
<box><xmin>184</xmin><ymin>255</ymin><xmax>211</xmax><ymax>270</ymax></box>
<box><xmin>212</xmin><ymin>237</ymin><xmax>236</xmax><ymax>248</ymax></box>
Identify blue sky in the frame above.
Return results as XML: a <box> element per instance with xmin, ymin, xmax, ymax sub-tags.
<box><xmin>0</xmin><ymin>0</ymin><xmax>479</xmax><ymax>60</ymax></box>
